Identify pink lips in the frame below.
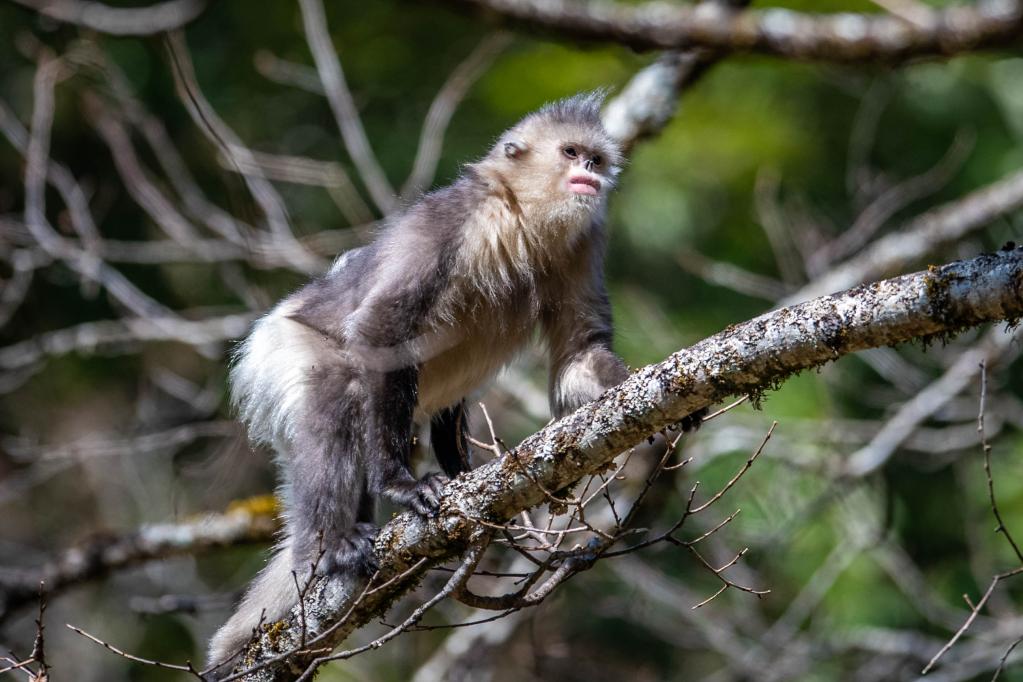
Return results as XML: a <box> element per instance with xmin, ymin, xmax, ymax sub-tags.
<box><xmin>568</xmin><ymin>174</ymin><xmax>600</xmax><ymax>196</ymax></box>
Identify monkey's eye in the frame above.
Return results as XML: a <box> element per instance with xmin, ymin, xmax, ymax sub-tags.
<box><xmin>562</xmin><ymin>146</ymin><xmax>578</xmax><ymax>159</ymax></box>
<box><xmin>591</xmin><ymin>154</ymin><xmax>603</xmax><ymax>167</ymax></box>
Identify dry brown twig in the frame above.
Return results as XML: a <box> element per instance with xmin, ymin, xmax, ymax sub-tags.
<box><xmin>0</xmin><ymin>584</ymin><xmax>49</xmax><ymax>681</ymax></box>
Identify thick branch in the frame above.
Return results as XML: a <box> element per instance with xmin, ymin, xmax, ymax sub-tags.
<box><xmin>446</xmin><ymin>0</ymin><xmax>1023</xmax><ymax>62</ymax></box>
<box><xmin>224</xmin><ymin>247</ymin><xmax>1023</xmax><ymax>681</ymax></box>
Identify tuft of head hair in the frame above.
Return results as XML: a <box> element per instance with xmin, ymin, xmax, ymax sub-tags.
<box><xmin>490</xmin><ymin>89</ymin><xmax>624</xmax><ymax>170</ymax></box>
<box><xmin>532</xmin><ymin>90</ymin><xmax>608</xmax><ymax>128</ymax></box>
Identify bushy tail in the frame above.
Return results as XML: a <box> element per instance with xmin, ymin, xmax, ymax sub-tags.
<box><xmin>207</xmin><ymin>542</ymin><xmax>296</xmax><ymax>674</ymax></box>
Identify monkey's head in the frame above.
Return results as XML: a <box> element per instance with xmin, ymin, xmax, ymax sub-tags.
<box><xmin>488</xmin><ymin>91</ymin><xmax>623</xmax><ymax>226</ymax></box>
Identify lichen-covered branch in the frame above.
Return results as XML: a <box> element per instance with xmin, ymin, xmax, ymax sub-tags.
<box><xmin>224</xmin><ymin>247</ymin><xmax>1023</xmax><ymax>681</ymax></box>
<box><xmin>446</xmin><ymin>0</ymin><xmax>1023</xmax><ymax>62</ymax></box>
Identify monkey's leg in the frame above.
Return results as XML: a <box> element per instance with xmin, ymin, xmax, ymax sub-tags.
<box><xmin>430</xmin><ymin>401</ymin><xmax>472</xmax><ymax>479</ymax></box>
<box><xmin>366</xmin><ymin>366</ymin><xmax>449</xmax><ymax>515</ymax></box>
<box><xmin>288</xmin><ymin>381</ymin><xmax>378</xmax><ymax>576</ymax></box>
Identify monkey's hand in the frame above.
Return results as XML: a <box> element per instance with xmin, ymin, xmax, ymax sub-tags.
<box><xmin>648</xmin><ymin>407</ymin><xmax>708</xmax><ymax>445</ymax></box>
<box><xmin>672</xmin><ymin>407</ymin><xmax>708</xmax><ymax>434</ymax></box>
<box><xmin>384</xmin><ymin>472</ymin><xmax>449</xmax><ymax>516</ymax></box>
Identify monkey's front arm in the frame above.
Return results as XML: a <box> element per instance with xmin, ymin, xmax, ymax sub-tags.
<box><xmin>543</xmin><ymin>271</ymin><xmax>630</xmax><ymax>418</ymax></box>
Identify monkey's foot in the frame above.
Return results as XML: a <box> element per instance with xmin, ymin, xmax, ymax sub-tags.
<box><xmin>673</xmin><ymin>407</ymin><xmax>708</xmax><ymax>433</ymax></box>
<box><xmin>321</xmin><ymin>522</ymin><xmax>379</xmax><ymax>576</ymax></box>
<box><xmin>650</xmin><ymin>407</ymin><xmax>709</xmax><ymax>445</ymax></box>
<box><xmin>385</xmin><ymin>472</ymin><xmax>450</xmax><ymax>517</ymax></box>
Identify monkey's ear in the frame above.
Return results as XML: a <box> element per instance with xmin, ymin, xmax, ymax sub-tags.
<box><xmin>503</xmin><ymin>140</ymin><xmax>528</xmax><ymax>159</ymax></box>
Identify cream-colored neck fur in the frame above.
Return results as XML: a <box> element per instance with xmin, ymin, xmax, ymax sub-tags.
<box><xmin>455</xmin><ymin>167</ymin><xmax>597</xmax><ymax>302</ymax></box>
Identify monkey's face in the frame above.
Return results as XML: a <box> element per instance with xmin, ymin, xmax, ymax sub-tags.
<box><xmin>559</xmin><ymin>140</ymin><xmax>610</xmax><ymax>198</ymax></box>
<box><xmin>498</xmin><ymin>120</ymin><xmax>622</xmax><ymax>222</ymax></box>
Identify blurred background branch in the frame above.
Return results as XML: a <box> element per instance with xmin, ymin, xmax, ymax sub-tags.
<box><xmin>448</xmin><ymin>0</ymin><xmax>1023</xmax><ymax>61</ymax></box>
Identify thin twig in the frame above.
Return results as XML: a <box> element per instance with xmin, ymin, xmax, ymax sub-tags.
<box><xmin>67</xmin><ymin>624</ymin><xmax>203</xmax><ymax>678</ymax></box>
<box><xmin>401</xmin><ymin>32</ymin><xmax>512</xmax><ymax>198</ymax></box>
<box><xmin>297</xmin><ymin>0</ymin><xmax>396</xmax><ymax>214</ymax></box>
<box><xmin>979</xmin><ymin>360</ymin><xmax>1023</xmax><ymax>564</ymax></box>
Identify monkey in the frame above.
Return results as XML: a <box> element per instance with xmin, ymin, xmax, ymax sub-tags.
<box><xmin>208</xmin><ymin>92</ymin><xmax>647</xmax><ymax>668</ymax></box>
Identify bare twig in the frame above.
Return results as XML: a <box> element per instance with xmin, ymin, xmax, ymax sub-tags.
<box><xmin>921</xmin><ymin>566</ymin><xmax>1023</xmax><ymax>674</ymax></box>
<box><xmin>164</xmin><ymin>32</ymin><xmax>323</xmax><ymax>273</ymax></box>
<box><xmin>845</xmin><ymin>327</ymin><xmax>1017</xmax><ymax>477</ymax></box>
<box><xmin>253</xmin><ymin>50</ymin><xmax>324</xmax><ymax>95</ymax></box>
<box><xmin>297</xmin><ymin>0</ymin><xmax>397</xmax><ymax>214</ymax></box>
<box><xmin>0</xmin><ymin>313</ymin><xmax>255</xmax><ymax>376</ymax></box>
<box><xmin>991</xmin><ymin>636</ymin><xmax>1023</xmax><ymax>681</ymax></box>
<box><xmin>294</xmin><ymin>534</ymin><xmax>491</xmax><ymax>681</ymax></box>
<box><xmin>401</xmin><ymin>32</ymin><xmax>512</xmax><ymax>198</ymax></box>
<box><xmin>920</xmin><ymin>360</ymin><xmax>1023</xmax><ymax>674</ymax></box>
<box><xmin>978</xmin><ymin>360</ymin><xmax>1023</xmax><ymax>564</ymax></box>
<box><xmin>67</xmin><ymin>624</ymin><xmax>204</xmax><ymax>678</ymax></box>
<box><xmin>19</xmin><ymin>56</ymin><xmax>180</xmax><ymax>320</ymax></box>
<box><xmin>676</xmin><ymin>249</ymin><xmax>791</xmax><ymax>301</ymax></box>
<box><xmin>811</xmin><ymin>130</ymin><xmax>975</xmax><ymax>273</ymax></box>
<box><xmin>218</xmin><ymin>149</ymin><xmax>373</xmax><ymax>227</ymax></box>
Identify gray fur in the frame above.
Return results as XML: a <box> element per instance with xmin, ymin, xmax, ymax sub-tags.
<box><xmin>209</xmin><ymin>93</ymin><xmax>630</xmax><ymax>668</ymax></box>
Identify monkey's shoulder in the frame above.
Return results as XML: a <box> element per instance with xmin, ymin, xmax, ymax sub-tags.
<box><xmin>399</xmin><ymin>168</ymin><xmax>498</xmax><ymax>237</ymax></box>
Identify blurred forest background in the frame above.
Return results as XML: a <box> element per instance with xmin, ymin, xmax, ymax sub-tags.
<box><xmin>1</xmin><ymin>0</ymin><xmax>1022</xmax><ymax>680</ymax></box>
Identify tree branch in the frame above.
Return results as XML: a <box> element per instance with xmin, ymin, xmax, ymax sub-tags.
<box><xmin>784</xmin><ymin>167</ymin><xmax>1023</xmax><ymax>304</ymax></box>
<box><xmin>0</xmin><ymin>498</ymin><xmax>278</xmax><ymax>623</ymax></box>
<box><xmin>444</xmin><ymin>0</ymin><xmax>1023</xmax><ymax>62</ymax></box>
<box><xmin>11</xmin><ymin>0</ymin><xmax>208</xmax><ymax>35</ymax></box>
<box><xmin>220</xmin><ymin>247</ymin><xmax>1023</xmax><ymax>681</ymax></box>
<box><xmin>297</xmin><ymin>0</ymin><xmax>397</xmax><ymax>214</ymax></box>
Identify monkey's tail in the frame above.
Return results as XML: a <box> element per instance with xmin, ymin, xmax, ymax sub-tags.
<box><xmin>207</xmin><ymin>541</ymin><xmax>296</xmax><ymax>673</ymax></box>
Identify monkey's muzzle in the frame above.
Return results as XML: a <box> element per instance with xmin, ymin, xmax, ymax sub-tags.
<box><xmin>568</xmin><ymin>174</ymin><xmax>601</xmax><ymax>196</ymax></box>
